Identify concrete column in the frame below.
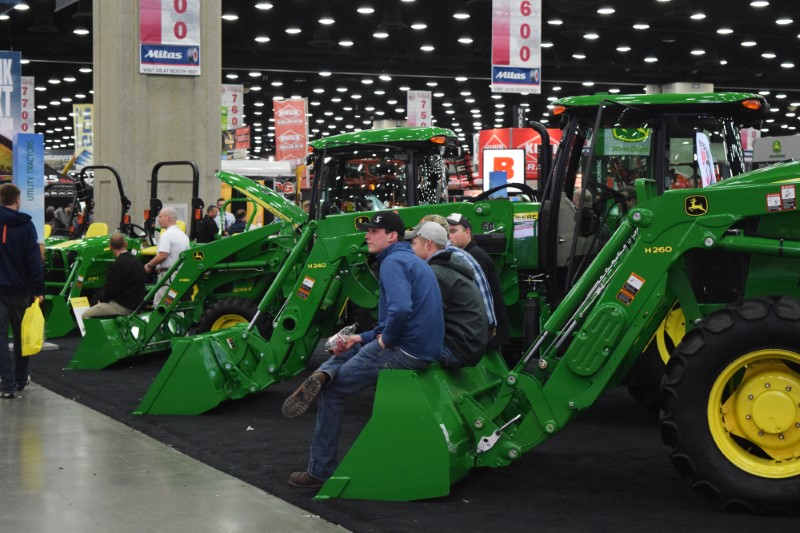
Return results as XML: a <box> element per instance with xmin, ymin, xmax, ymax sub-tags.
<box><xmin>92</xmin><ymin>1</ymin><xmax>221</xmax><ymax>230</ymax></box>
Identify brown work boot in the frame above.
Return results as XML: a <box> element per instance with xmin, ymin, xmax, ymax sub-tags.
<box><xmin>288</xmin><ymin>470</ymin><xmax>324</xmax><ymax>488</ymax></box>
<box><xmin>282</xmin><ymin>371</ymin><xmax>328</xmax><ymax>418</ymax></box>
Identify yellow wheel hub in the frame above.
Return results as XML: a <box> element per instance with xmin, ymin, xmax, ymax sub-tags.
<box><xmin>709</xmin><ymin>349</ymin><xmax>800</xmax><ymax>478</ymax></box>
<box><xmin>654</xmin><ymin>305</ymin><xmax>685</xmax><ymax>364</ymax></box>
<box><xmin>210</xmin><ymin>313</ymin><xmax>248</xmax><ymax>331</ymax></box>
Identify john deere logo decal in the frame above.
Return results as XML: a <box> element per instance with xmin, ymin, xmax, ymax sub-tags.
<box><xmin>354</xmin><ymin>215</ymin><xmax>370</xmax><ymax>229</ymax></box>
<box><xmin>193</xmin><ymin>251</ymin><xmax>204</xmax><ymax>261</ymax></box>
<box><xmin>612</xmin><ymin>128</ymin><xmax>650</xmax><ymax>143</ymax></box>
<box><xmin>684</xmin><ymin>195</ymin><xmax>708</xmax><ymax>216</ymax></box>
<box><xmin>773</xmin><ymin>140</ymin><xmax>782</xmax><ymax>153</ymax></box>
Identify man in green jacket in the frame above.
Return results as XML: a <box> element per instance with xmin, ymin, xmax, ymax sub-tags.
<box><xmin>406</xmin><ymin>221</ymin><xmax>488</xmax><ymax>367</ymax></box>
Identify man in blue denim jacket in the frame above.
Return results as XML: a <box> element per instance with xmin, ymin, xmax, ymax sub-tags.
<box><xmin>283</xmin><ymin>210</ymin><xmax>444</xmax><ymax>488</ymax></box>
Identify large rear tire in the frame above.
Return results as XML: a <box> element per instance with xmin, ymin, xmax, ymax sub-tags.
<box><xmin>660</xmin><ymin>297</ymin><xmax>800</xmax><ymax>515</ymax></box>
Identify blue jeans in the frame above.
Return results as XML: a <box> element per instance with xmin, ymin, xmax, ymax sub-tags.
<box><xmin>307</xmin><ymin>340</ymin><xmax>430</xmax><ymax>480</ymax></box>
<box><xmin>440</xmin><ymin>343</ymin><xmax>464</xmax><ymax>368</ymax></box>
<box><xmin>0</xmin><ymin>295</ymin><xmax>30</xmax><ymax>393</ymax></box>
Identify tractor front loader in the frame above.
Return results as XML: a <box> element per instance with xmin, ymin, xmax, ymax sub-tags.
<box><xmin>67</xmin><ymin>171</ymin><xmax>308</xmax><ymax>370</ymax></box>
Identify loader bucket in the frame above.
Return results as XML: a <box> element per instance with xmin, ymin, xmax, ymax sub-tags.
<box><xmin>316</xmin><ymin>351</ymin><xmax>511</xmax><ymax>501</ymax></box>
<box><xmin>134</xmin><ymin>328</ymin><xmax>261</xmax><ymax>415</ymax></box>
<box><xmin>66</xmin><ymin>316</ymin><xmax>134</xmax><ymax>370</ymax></box>
<box><xmin>44</xmin><ymin>295</ymin><xmax>76</xmax><ymax>338</ymax></box>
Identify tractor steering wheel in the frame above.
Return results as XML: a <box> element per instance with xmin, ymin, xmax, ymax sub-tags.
<box><xmin>469</xmin><ymin>182</ymin><xmax>538</xmax><ymax>202</ymax></box>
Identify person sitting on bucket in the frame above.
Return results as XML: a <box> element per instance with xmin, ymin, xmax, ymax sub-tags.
<box><xmin>282</xmin><ymin>210</ymin><xmax>444</xmax><ymax>489</ymax></box>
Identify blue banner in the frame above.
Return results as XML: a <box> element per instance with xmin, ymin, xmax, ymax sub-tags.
<box><xmin>12</xmin><ymin>133</ymin><xmax>45</xmax><ymax>243</ymax></box>
<box><xmin>0</xmin><ymin>50</ymin><xmax>21</xmax><ymax>180</ymax></box>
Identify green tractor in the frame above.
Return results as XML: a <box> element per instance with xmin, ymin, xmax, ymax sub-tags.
<box><xmin>67</xmin><ymin>127</ymin><xmax>465</xmax><ymax>370</ymax></box>
<box><xmin>42</xmin><ymin>165</ymin><xmax>149</xmax><ymax>338</ymax></box>
<box><xmin>119</xmin><ymin>92</ymin><xmax>800</xmax><ymax>513</ymax></box>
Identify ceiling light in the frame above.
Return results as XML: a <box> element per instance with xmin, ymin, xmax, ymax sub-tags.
<box><xmin>455</xmin><ymin>76</ymin><xmax>468</xmax><ymax>82</ymax></box>
<box><xmin>357</xmin><ymin>5</ymin><xmax>375</xmax><ymax>14</ymax></box>
<box><xmin>319</xmin><ymin>71</ymin><xmax>332</xmax><ymax>77</ymax></box>
<box><xmin>644</xmin><ymin>56</ymin><xmax>658</xmax><ymax>63</ymax></box>
<box><xmin>609</xmin><ymin>88</ymin><xmax>621</xmax><ymax>93</ymax></box>
<box><xmin>420</xmin><ymin>44</ymin><xmax>435</xmax><ymax>52</ymax></box>
<box><xmin>597</xmin><ymin>6</ymin><xmax>615</xmax><ymax>15</ymax></box>
<box><xmin>572</xmin><ymin>52</ymin><xmax>586</xmax><ymax>59</ymax></box>
<box><xmin>781</xmin><ymin>62</ymin><xmax>795</xmax><ymax>68</ymax></box>
<box><xmin>373</xmin><ymin>30</ymin><xmax>389</xmax><ymax>38</ymax></box>
<box><xmin>741</xmin><ymin>40</ymin><xmax>757</xmax><ymax>47</ymax></box>
<box><xmin>458</xmin><ymin>36</ymin><xmax>473</xmax><ymax>44</ymax></box>
<box><xmin>761</xmin><ymin>52</ymin><xmax>777</xmax><ymax>59</ymax></box>
<box><xmin>313</xmin><ymin>88</ymin><xmax>325</xmax><ymax>93</ymax></box>
<box><xmin>717</xmin><ymin>27</ymin><xmax>734</xmax><ymax>34</ymax></box>
<box><xmin>541</xmin><ymin>42</ymin><xmax>554</xmax><ymax>48</ymax></box>
<box><xmin>271</xmin><ymin>80</ymin><xmax>282</xmax><ymax>86</ymax></box>
<box><xmin>552</xmin><ymin>86</ymin><xmax>561</xmax><ymax>91</ymax></box>
<box><xmin>13</xmin><ymin>2</ymin><xmax>30</xmax><ymax>10</ymax></box>
<box><xmin>410</xmin><ymin>22</ymin><xmax>427</xmax><ymax>30</ymax></box>
<box><xmin>633</xmin><ymin>23</ymin><xmax>650</xmax><ymax>30</ymax></box>
<box><xmin>48</xmin><ymin>78</ymin><xmax>61</xmax><ymax>85</ymax></box>
<box><xmin>254</xmin><ymin>36</ymin><xmax>270</xmax><ymax>43</ymax></box>
<box><xmin>79</xmin><ymin>67</ymin><xmax>92</xmax><ymax>73</ymax></box>
<box><xmin>399</xmin><ymin>85</ymin><xmax>411</xmax><ymax>91</ymax></box>
<box><xmin>547</xmin><ymin>18</ymin><xmax>563</xmax><ymax>26</ymax></box>
<box><xmin>690</xmin><ymin>13</ymin><xmax>706</xmax><ymax>20</ymax></box>
<box><xmin>379</xmin><ymin>74</ymin><xmax>392</xmax><ymax>81</ymax></box>
<box><xmin>63</xmin><ymin>76</ymin><xmax>76</xmax><ymax>82</ymax></box>
<box><xmin>776</xmin><ymin>18</ymin><xmax>793</xmax><ymax>25</ymax></box>
<box><xmin>319</xmin><ymin>16</ymin><xmax>335</xmax><ymax>25</ymax></box>
<box><xmin>426</xmin><ymin>81</ymin><xmax>438</xmax><ymax>87</ymax></box>
<box><xmin>285</xmin><ymin>26</ymin><xmax>301</xmax><ymax>34</ymax></box>
<box><xmin>73</xmin><ymin>27</ymin><xmax>90</xmax><ymax>36</ymax></box>
<box><xmin>336</xmin><ymin>86</ymin><xmax>347</xmax><ymax>93</ymax></box>
<box><xmin>616</xmin><ymin>44</ymin><xmax>631</xmax><ymax>52</ymax></box>
<box><xmin>453</xmin><ymin>11</ymin><xmax>469</xmax><ymax>19</ymax></box>
<box><xmin>776</xmin><ymin>94</ymin><xmax>787</xmax><ymax>99</ymax></box>
<box><xmin>690</xmin><ymin>49</ymin><xmax>705</xmax><ymax>56</ymax></box>
<box><xmin>222</xmin><ymin>13</ymin><xmax>238</xmax><ymax>21</ymax></box>
<box><xmin>720</xmin><ymin>59</ymin><xmax>728</xmax><ymax>65</ymax></box>
<box><xmin>750</xmin><ymin>1</ymin><xmax>769</xmax><ymax>6</ymax></box>
<box><xmin>582</xmin><ymin>81</ymin><xmax>595</xmax><ymax>86</ymax></box>
<box><xmin>248</xmin><ymin>72</ymin><xmax>261</xmax><ymax>77</ymax></box>
<box><xmin>255</xmin><ymin>2</ymin><xmax>274</xmax><ymax>9</ymax></box>
<box><xmin>226</xmin><ymin>73</ymin><xmax>239</xmax><ymax>80</ymax></box>
<box><xmin>339</xmin><ymin>39</ymin><xmax>354</xmax><ymax>47</ymax></box>
<box><xmin>584</xmin><ymin>32</ymin><xmax>599</xmax><ymax>40</ymax></box>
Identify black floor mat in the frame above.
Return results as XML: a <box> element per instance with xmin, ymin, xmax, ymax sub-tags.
<box><xmin>30</xmin><ymin>334</ymin><xmax>796</xmax><ymax>532</ymax></box>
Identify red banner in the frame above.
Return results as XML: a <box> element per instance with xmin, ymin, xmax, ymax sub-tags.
<box><xmin>273</xmin><ymin>99</ymin><xmax>308</xmax><ymax>166</ymax></box>
<box><xmin>478</xmin><ymin>127</ymin><xmax>561</xmax><ymax>185</ymax></box>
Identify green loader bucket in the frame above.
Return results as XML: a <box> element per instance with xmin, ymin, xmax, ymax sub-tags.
<box><xmin>44</xmin><ymin>295</ymin><xmax>76</xmax><ymax>338</ymax></box>
<box><xmin>316</xmin><ymin>351</ymin><xmax>512</xmax><ymax>501</ymax></box>
<box><xmin>66</xmin><ymin>316</ymin><xmax>134</xmax><ymax>369</ymax></box>
<box><xmin>135</xmin><ymin>326</ymin><xmax>272</xmax><ymax>415</ymax></box>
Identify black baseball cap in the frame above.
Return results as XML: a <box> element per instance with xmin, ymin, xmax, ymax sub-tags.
<box><xmin>355</xmin><ymin>211</ymin><xmax>405</xmax><ymax>237</ymax></box>
<box><xmin>446</xmin><ymin>212</ymin><xmax>472</xmax><ymax>230</ymax></box>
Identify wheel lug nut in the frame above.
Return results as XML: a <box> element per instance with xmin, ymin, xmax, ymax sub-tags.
<box><xmin>787</xmin><ymin>386</ymin><xmax>792</xmax><ymax>391</ymax></box>
<box><xmin>745</xmin><ymin>414</ymin><xmax>752</xmax><ymax>420</ymax></box>
<box><xmin>765</xmin><ymin>383</ymin><xmax>771</xmax><ymax>388</ymax></box>
<box><xmin>779</xmin><ymin>434</ymin><xmax>785</xmax><ymax>440</ymax></box>
<box><xmin>758</xmin><ymin>431</ymin><xmax>764</xmax><ymax>436</ymax></box>
<box><xmin>748</xmin><ymin>394</ymin><xmax>754</xmax><ymax>400</ymax></box>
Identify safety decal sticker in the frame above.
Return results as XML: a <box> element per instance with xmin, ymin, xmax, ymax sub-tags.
<box><xmin>684</xmin><ymin>195</ymin><xmax>708</xmax><ymax>216</ymax></box>
<box><xmin>782</xmin><ymin>184</ymin><xmax>796</xmax><ymax>210</ymax></box>
<box><xmin>767</xmin><ymin>193</ymin><xmax>782</xmax><ymax>212</ymax></box>
<box><xmin>76</xmin><ymin>275</ymin><xmax>84</xmax><ymax>289</ymax></box>
<box><xmin>163</xmin><ymin>288</ymin><xmax>178</xmax><ymax>307</ymax></box>
<box><xmin>297</xmin><ymin>276</ymin><xmax>315</xmax><ymax>300</ymax></box>
<box><xmin>616</xmin><ymin>273</ymin><xmax>645</xmax><ymax>305</ymax></box>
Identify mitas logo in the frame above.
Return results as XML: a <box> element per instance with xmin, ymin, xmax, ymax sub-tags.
<box><xmin>276</xmin><ymin>107</ymin><xmax>301</xmax><ymax>117</ymax></box>
<box><xmin>495</xmin><ymin>71</ymin><xmax>526</xmax><ymax>80</ymax></box>
<box><xmin>144</xmin><ymin>50</ymin><xmax>183</xmax><ymax>60</ymax></box>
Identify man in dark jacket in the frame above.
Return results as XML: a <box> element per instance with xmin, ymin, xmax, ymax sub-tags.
<box><xmin>195</xmin><ymin>204</ymin><xmax>219</xmax><ymax>243</ymax></box>
<box><xmin>227</xmin><ymin>209</ymin><xmax>247</xmax><ymax>235</ymax></box>
<box><xmin>0</xmin><ymin>183</ymin><xmax>44</xmax><ymax>398</ymax></box>
<box><xmin>407</xmin><ymin>221</ymin><xmax>488</xmax><ymax>367</ymax></box>
<box><xmin>283</xmin><ymin>211</ymin><xmax>444</xmax><ymax>488</ymax></box>
<box><xmin>446</xmin><ymin>212</ymin><xmax>511</xmax><ymax>348</ymax></box>
<box><xmin>82</xmin><ymin>232</ymin><xmax>146</xmax><ymax>318</ymax></box>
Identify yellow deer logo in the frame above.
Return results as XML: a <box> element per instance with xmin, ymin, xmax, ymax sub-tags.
<box><xmin>684</xmin><ymin>195</ymin><xmax>708</xmax><ymax>216</ymax></box>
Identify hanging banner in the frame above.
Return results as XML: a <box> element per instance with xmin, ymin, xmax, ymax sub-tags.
<box><xmin>478</xmin><ymin>127</ymin><xmax>560</xmax><ymax>186</ymax></box>
<box><xmin>12</xmin><ymin>133</ymin><xmax>45</xmax><ymax>243</ymax></box>
<box><xmin>491</xmin><ymin>0</ymin><xmax>541</xmax><ymax>94</ymax></box>
<box><xmin>696</xmin><ymin>132</ymin><xmax>716</xmax><ymax>188</ymax></box>
<box><xmin>407</xmin><ymin>90</ymin><xmax>432</xmax><ymax>127</ymax></box>
<box><xmin>221</xmin><ymin>84</ymin><xmax>243</xmax><ymax>130</ymax></box>
<box><xmin>139</xmin><ymin>0</ymin><xmax>201</xmax><ymax>76</ymax></box>
<box><xmin>20</xmin><ymin>76</ymin><xmax>34</xmax><ymax>134</ymax></box>
<box><xmin>273</xmin><ymin>98</ymin><xmax>308</xmax><ymax>166</ymax></box>
<box><xmin>73</xmin><ymin>103</ymin><xmax>94</xmax><ymax>168</ymax></box>
<box><xmin>0</xmin><ymin>50</ymin><xmax>21</xmax><ymax>181</ymax></box>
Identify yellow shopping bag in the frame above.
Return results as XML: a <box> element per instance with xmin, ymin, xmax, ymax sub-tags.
<box><xmin>21</xmin><ymin>300</ymin><xmax>44</xmax><ymax>356</ymax></box>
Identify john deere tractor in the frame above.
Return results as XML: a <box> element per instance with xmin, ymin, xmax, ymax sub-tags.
<box><xmin>108</xmin><ymin>92</ymin><xmax>800</xmax><ymax>513</ymax></box>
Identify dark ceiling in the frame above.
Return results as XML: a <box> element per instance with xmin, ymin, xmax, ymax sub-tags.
<box><xmin>3</xmin><ymin>0</ymin><xmax>799</xmax><ymax>157</ymax></box>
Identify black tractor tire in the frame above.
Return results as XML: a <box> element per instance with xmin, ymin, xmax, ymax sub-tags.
<box><xmin>196</xmin><ymin>298</ymin><xmax>271</xmax><ymax>337</ymax></box>
<box><xmin>626</xmin><ymin>340</ymin><xmax>667</xmax><ymax>417</ymax></box>
<box><xmin>659</xmin><ymin>297</ymin><xmax>800</xmax><ymax>515</ymax></box>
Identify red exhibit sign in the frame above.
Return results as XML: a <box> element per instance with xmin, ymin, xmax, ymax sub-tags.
<box><xmin>273</xmin><ymin>99</ymin><xmax>308</xmax><ymax>166</ymax></box>
<box><xmin>478</xmin><ymin>127</ymin><xmax>561</xmax><ymax>186</ymax></box>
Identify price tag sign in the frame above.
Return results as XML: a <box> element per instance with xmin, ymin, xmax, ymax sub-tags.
<box><xmin>491</xmin><ymin>0</ymin><xmax>541</xmax><ymax>94</ymax></box>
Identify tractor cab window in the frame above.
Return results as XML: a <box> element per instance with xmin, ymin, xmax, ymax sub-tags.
<box><xmin>663</xmin><ymin>117</ymin><xmax>742</xmax><ymax>191</ymax></box>
<box><xmin>312</xmin><ymin>145</ymin><xmax>450</xmax><ymax>218</ymax></box>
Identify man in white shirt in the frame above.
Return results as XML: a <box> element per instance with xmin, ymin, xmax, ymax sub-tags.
<box><xmin>143</xmin><ymin>207</ymin><xmax>190</xmax><ymax>306</ymax></box>
<box><xmin>217</xmin><ymin>198</ymin><xmax>235</xmax><ymax>234</ymax></box>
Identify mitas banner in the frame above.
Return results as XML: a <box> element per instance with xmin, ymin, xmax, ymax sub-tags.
<box><xmin>273</xmin><ymin>98</ymin><xmax>308</xmax><ymax>166</ymax></box>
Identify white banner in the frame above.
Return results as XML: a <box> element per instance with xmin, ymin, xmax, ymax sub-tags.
<box><xmin>407</xmin><ymin>90</ymin><xmax>432</xmax><ymax>127</ymax></box>
<box><xmin>20</xmin><ymin>76</ymin><xmax>34</xmax><ymax>134</ymax></box>
<box><xmin>73</xmin><ymin>103</ymin><xmax>93</xmax><ymax>167</ymax></box>
<box><xmin>491</xmin><ymin>0</ymin><xmax>541</xmax><ymax>94</ymax></box>
<box><xmin>221</xmin><ymin>84</ymin><xmax>243</xmax><ymax>130</ymax></box>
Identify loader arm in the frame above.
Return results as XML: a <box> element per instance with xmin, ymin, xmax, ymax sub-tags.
<box><xmin>135</xmin><ymin>222</ymin><xmax>378</xmax><ymax>415</ymax></box>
